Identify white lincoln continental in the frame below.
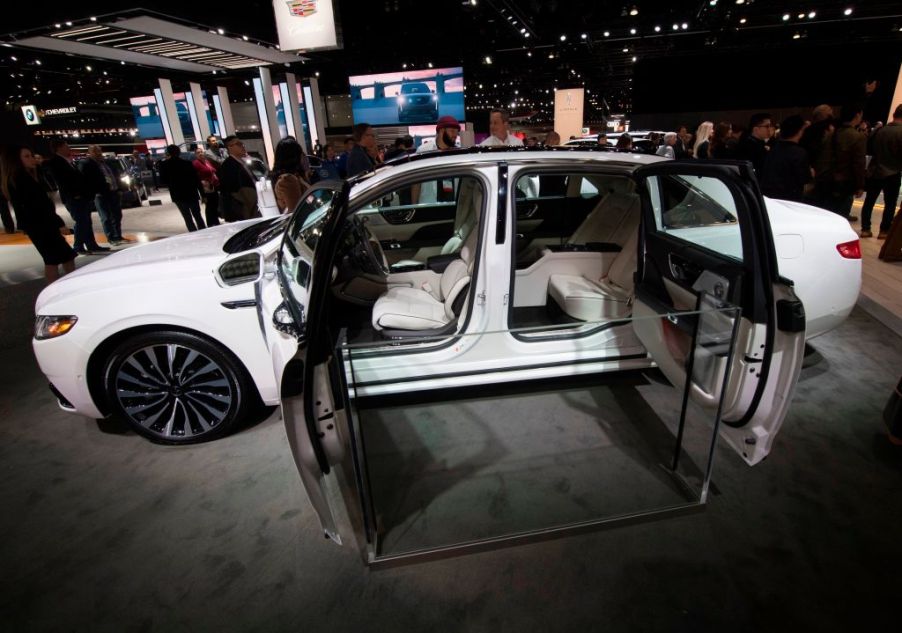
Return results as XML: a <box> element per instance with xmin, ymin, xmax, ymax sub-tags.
<box><xmin>34</xmin><ymin>148</ymin><xmax>860</xmax><ymax>536</ymax></box>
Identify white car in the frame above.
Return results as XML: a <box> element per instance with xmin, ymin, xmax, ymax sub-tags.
<box><xmin>34</xmin><ymin>149</ymin><xmax>860</xmax><ymax>533</ymax></box>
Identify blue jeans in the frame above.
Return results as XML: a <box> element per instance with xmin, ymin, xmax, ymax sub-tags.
<box><xmin>861</xmin><ymin>173</ymin><xmax>900</xmax><ymax>232</ymax></box>
<box><xmin>63</xmin><ymin>197</ymin><xmax>99</xmax><ymax>250</ymax></box>
<box><xmin>94</xmin><ymin>192</ymin><xmax>123</xmax><ymax>241</ymax></box>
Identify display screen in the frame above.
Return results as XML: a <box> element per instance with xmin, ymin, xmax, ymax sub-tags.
<box><xmin>349</xmin><ymin>66</ymin><xmax>465</xmax><ymax>126</ymax></box>
<box><xmin>129</xmin><ymin>93</ymin><xmax>215</xmax><ymax>141</ymax></box>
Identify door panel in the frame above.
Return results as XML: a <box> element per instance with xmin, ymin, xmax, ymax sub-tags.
<box><xmin>632</xmin><ymin>162</ymin><xmax>805</xmax><ymax>466</ymax></box>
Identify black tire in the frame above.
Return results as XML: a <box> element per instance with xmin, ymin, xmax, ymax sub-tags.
<box><xmin>102</xmin><ymin>331</ymin><xmax>253</xmax><ymax>444</ymax></box>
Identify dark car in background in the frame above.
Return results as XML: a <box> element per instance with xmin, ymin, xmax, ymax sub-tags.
<box><xmin>106</xmin><ymin>156</ymin><xmax>148</xmax><ymax>208</ymax></box>
<box><xmin>397</xmin><ymin>82</ymin><xmax>439</xmax><ymax>122</ymax></box>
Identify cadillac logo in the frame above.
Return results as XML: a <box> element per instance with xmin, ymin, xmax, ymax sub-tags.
<box><xmin>286</xmin><ymin>0</ymin><xmax>317</xmax><ymax>16</ymax></box>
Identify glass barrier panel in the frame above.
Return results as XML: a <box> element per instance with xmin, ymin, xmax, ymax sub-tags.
<box><xmin>338</xmin><ymin>301</ymin><xmax>740</xmax><ymax>561</ymax></box>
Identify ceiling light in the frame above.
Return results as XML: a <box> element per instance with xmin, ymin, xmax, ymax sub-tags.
<box><xmin>315</xmin><ymin>71</ymin><xmax>320</xmax><ymax>76</ymax></box>
<box><xmin>808</xmin><ymin>11</ymin><xmax>816</xmax><ymax>18</ymax></box>
<box><xmin>622</xmin><ymin>47</ymin><xmax>629</xmax><ymax>52</ymax></box>
<box><xmin>65</xmin><ymin>21</ymin><xmax>72</xmax><ymax>26</ymax></box>
<box><xmin>520</xmin><ymin>28</ymin><xmax>526</xmax><ymax>33</ymax></box>
<box><xmin>524</xmin><ymin>33</ymin><xmax>530</xmax><ymax>38</ymax></box>
<box><xmin>484</xmin><ymin>55</ymin><xmax>492</xmax><ymax>64</ymax></box>
<box><xmin>604</xmin><ymin>31</ymin><xmax>610</xmax><ymax>37</ymax></box>
<box><xmin>10</xmin><ymin>56</ymin><xmax>16</xmax><ymax>61</ymax></box>
<box><xmin>217</xmin><ymin>28</ymin><xmax>225</xmax><ymax>35</ymax></box>
<box><xmin>735</xmin><ymin>0</ymin><xmax>744</xmax><ymax>4</ymax></box>
<box><xmin>793</xmin><ymin>32</ymin><xmax>801</xmax><ymax>39</ymax></box>
<box><xmin>90</xmin><ymin>17</ymin><xmax>96</xmax><ymax>21</ymax></box>
<box><xmin>672</xmin><ymin>24</ymin><xmax>679</xmax><ymax>30</ymax></box>
<box><xmin>560</xmin><ymin>34</ymin><xmax>567</xmax><ymax>41</ymax></box>
<box><xmin>54</xmin><ymin>23</ymin><xmax>61</xmax><ymax>28</ymax></box>
<box><xmin>783</xmin><ymin>13</ymin><xmax>790</xmax><ymax>21</ymax></box>
<box><xmin>739</xmin><ymin>17</ymin><xmax>747</xmax><ymax>24</ymax></box>
<box><xmin>682</xmin><ymin>22</ymin><xmax>689</xmax><ymax>29</ymax></box>
<box><xmin>798</xmin><ymin>13</ymin><xmax>805</xmax><ymax>19</ymax></box>
<box><xmin>632</xmin><ymin>56</ymin><xmax>637</xmax><ymax>62</ymax></box>
<box><xmin>709</xmin><ymin>0</ymin><xmax>717</xmax><ymax>5</ymax></box>
<box><xmin>581</xmin><ymin>33</ymin><xmax>587</xmax><ymax>39</ymax></box>
<box><xmin>35</xmin><ymin>60</ymin><xmax>41</xmax><ymax>65</ymax></box>
<box><xmin>654</xmin><ymin>25</ymin><xmax>661</xmax><ymax>32</ymax></box>
<box><xmin>86</xmin><ymin>65</ymin><xmax>92</xmax><ymax>71</ymax></box>
<box><xmin>844</xmin><ymin>8</ymin><xmax>853</xmax><ymax>16</ymax></box>
<box><xmin>427</xmin><ymin>62</ymin><xmax>433</xmax><ymax>68</ymax></box>
<box><xmin>242</xmin><ymin>35</ymin><xmax>249</xmax><ymax>41</ymax></box>
<box><xmin>244</xmin><ymin>80</ymin><xmax>250</xmax><ymax>85</ymax></box>
<box><xmin>630</xmin><ymin>28</ymin><xmax>637</xmax><ymax>34</ymax></box>
<box><xmin>629</xmin><ymin>6</ymin><xmax>639</xmax><ymax>16</ymax></box>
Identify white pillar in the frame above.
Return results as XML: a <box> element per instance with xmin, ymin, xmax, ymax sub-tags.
<box><xmin>213</xmin><ymin>86</ymin><xmax>234</xmax><ymax>138</ymax></box>
<box><xmin>283</xmin><ymin>72</ymin><xmax>307</xmax><ymax>153</ymax></box>
<box><xmin>888</xmin><ymin>62</ymin><xmax>902</xmax><ymax>125</ymax></box>
<box><xmin>253</xmin><ymin>67</ymin><xmax>281</xmax><ymax>167</ymax></box>
<box><xmin>304</xmin><ymin>77</ymin><xmax>327</xmax><ymax>147</ymax></box>
<box><xmin>155</xmin><ymin>78</ymin><xmax>184</xmax><ymax>146</ymax></box>
<box><xmin>188</xmin><ymin>82</ymin><xmax>212</xmax><ymax>142</ymax></box>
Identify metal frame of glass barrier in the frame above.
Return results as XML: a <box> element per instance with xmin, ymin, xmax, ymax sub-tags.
<box><xmin>336</xmin><ymin>298</ymin><xmax>741</xmax><ymax>568</ymax></box>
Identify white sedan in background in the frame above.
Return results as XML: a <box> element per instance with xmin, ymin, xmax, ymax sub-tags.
<box><xmin>33</xmin><ymin>149</ymin><xmax>860</xmax><ymax>473</ymax></box>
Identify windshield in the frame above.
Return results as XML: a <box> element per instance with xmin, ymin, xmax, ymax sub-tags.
<box><xmin>223</xmin><ymin>215</ymin><xmax>290</xmax><ymax>253</ymax></box>
<box><xmin>401</xmin><ymin>83</ymin><xmax>429</xmax><ymax>94</ymax></box>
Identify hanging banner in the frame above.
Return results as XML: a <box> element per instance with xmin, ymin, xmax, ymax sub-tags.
<box><xmin>554</xmin><ymin>88</ymin><xmax>585</xmax><ymax>142</ymax></box>
<box><xmin>272</xmin><ymin>0</ymin><xmax>341</xmax><ymax>52</ymax></box>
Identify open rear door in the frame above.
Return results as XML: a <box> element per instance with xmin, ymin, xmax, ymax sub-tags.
<box><xmin>631</xmin><ymin>161</ymin><xmax>806</xmax><ymax>465</ymax></box>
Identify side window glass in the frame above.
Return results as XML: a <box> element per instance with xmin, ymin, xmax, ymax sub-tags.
<box><xmin>649</xmin><ymin>174</ymin><xmax>742</xmax><ymax>261</ymax></box>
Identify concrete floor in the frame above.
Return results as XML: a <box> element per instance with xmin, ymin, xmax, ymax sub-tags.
<box><xmin>1</xmin><ymin>197</ymin><xmax>902</xmax><ymax>632</ymax></box>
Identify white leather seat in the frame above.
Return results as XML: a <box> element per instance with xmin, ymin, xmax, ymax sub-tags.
<box><xmin>373</xmin><ymin>245</ymin><xmax>473</xmax><ymax>331</ymax></box>
<box><xmin>548</xmin><ymin>218</ymin><xmax>639</xmax><ymax>321</ymax></box>
<box><xmin>567</xmin><ymin>190</ymin><xmax>640</xmax><ymax>247</ymax></box>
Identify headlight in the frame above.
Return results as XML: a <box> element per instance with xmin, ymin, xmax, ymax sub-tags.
<box><xmin>218</xmin><ymin>253</ymin><xmax>262</xmax><ymax>286</ymax></box>
<box><xmin>432</xmin><ymin>95</ymin><xmax>438</xmax><ymax>101</ymax></box>
<box><xmin>398</xmin><ymin>96</ymin><xmax>406</xmax><ymax>104</ymax></box>
<box><xmin>120</xmin><ymin>175</ymin><xmax>132</xmax><ymax>185</ymax></box>
<box><xmin>35</xmin><ymin>315</ymin><xmax>78</xmax><ymax>340</ymax></box>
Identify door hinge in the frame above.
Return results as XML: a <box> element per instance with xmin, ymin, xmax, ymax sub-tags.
<box><xmin>503</xmin><ymin>293</ymin><xmax>509</xmax><ymax>306</ymax></box>
<box><xmin>477</xmin><ymin>291</ymin><xmax>486</xmax><ymax>306</ymax></box>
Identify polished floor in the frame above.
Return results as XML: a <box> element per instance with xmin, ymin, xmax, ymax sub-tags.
<box><xmin>0</xmin><ymin>193</ymin><xmax>901</xmax><ymax>632</ymax></box>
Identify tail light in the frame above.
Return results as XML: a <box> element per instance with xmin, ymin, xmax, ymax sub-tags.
<box><xmin>836</xmin><ymin>240</ymin><xmax>861</xmax><ymax>259</ymax></box>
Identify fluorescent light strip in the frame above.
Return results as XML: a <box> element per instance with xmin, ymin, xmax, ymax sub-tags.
<box><xmin>115</xmin><ymin>37</ymin><xmax>162</xmax><ymax>48</ymax></box>
<box><xmin>53</xmin><ymin>26</ymin><xmax>108</xmax><ymax>38</ymax></box>
<box><xmin>76</xmin><ymin>30</ymin><xmax>126</xmax><ymax>41</ymax></box>
<box><xmin>94</xmin><ymin>34</ymin><xmax>146</xmax><ymax>45</ymax></box>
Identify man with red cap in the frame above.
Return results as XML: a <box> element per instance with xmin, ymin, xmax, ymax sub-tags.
<box><xmin>416</xmin><ymin>115</ymin><xmax>462</xmax><ymax>153</ymax></box>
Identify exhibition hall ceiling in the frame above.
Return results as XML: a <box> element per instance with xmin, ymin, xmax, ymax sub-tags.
<box><xmin>1</xmin><ymin>1</ymin><xmax>900</xmax><ymax>118</ymax></box>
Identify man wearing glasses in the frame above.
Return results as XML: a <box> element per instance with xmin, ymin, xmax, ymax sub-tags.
<box><xmin>736</xmin><ymin>113</ymin><xmax>774</xmax><ymax>174</ymax></box>
<box><xmin>218</xmin><ymin>135</ymin><xmax>259</xmax><ymax>221</ymax></box>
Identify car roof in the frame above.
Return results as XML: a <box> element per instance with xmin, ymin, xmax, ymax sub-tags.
<box><xmin>349</xmin><ymin>146</ymin><xmax>667</xmax><ymax>191</ymax></box>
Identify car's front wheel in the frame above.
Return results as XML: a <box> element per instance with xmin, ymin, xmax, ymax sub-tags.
<box><xmin>102</xmin><ymin>331</ymin><xmax>253</xmax><ymax>444</ymax></box>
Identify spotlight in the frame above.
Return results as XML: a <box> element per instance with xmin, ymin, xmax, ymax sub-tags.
<box><xmin>808</xmin><ymin>11</ymin><xmax>816</xmax><ymax>18</ymax></box>
<box><xmin>654</xmin><ymin>25</ymin><xmax>661</xmax><ymax>32</ymax></box>
<box><xmin>629</xmin><ymin>6</ymin><xmax>638</xmax><ymax>16</ymax></box>
<box><xmin>217</xmin><ymin>28</ymin><xmax>225</xmax><ymax>35</ymax></box>
<box><xmin>782</xmin><ymin>13</ymin><xmax>790</xmax><ymax>21</ymax></box>
<box><xmin>844</xmin><ymin>8</ymin><xmax>853</xmax><ymax>16</ymax></box>
<box><xmin>560</xmin><ymin>34</ymin><xmax>567</xmax><ymax>41</ymax></box>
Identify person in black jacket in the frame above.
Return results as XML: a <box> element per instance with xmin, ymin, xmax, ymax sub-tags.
<box><xmin>735</xmin><ymin>113</ymin><xmax>774</xmax><ymax>174</ymax></box>
<box><xmin>81</xmin><ymin>145</ymin><xmax>125</xmax><ymax>245</ymax></box>
<box><xmin>1</xmin><ymin>145</ymin><xmax>75</xmax><ymax>281</ymax></box>
<box><xmin>760</xmin><ymin>115</ymin><xmax>813</xmax><ymax>203</ymax></box>
<box><xmin>217</xmin><ymin>136</ymin><xmax>259</xmax><ymax>222</ymax></box>
<box><xmin>159</xmin><ymin>145</ymin><xmax>205</xmax><ymax>232</ymax></box>
<box><xmin>44</xmin><ymin>139</ymin><xmax>107</xmax><ymax>253</ymax></box>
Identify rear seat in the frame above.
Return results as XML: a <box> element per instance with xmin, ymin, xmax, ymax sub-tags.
<box><xmin>548</xmin><ymin>207</ymin><xmax>640</xmax><ymax>321</ymax></box>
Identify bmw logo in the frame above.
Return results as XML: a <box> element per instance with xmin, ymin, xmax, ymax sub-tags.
<box><xmin>25</xmin><ymin>109</ymin><xmax>35</xmax><ymax>121</ymax></box>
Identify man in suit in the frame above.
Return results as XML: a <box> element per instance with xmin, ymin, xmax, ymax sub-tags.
<box><xmin>81</xmin><ymin>145</ymin><xmax>125</xmax><ymax>245</ymax></box>
<box><xmin>159</xmin><ymin>145</ymin><xmax>205</xmax><ymax>232</ymax></box>
<box><xmin>217</xmin><ymin>136</ymin><xmax>259</xmax><ymax>221</ymax></box>
<box><xmin>44</xmin><ymin>139</ymin><xmax>108</xmax><ymax>253</ymax></box>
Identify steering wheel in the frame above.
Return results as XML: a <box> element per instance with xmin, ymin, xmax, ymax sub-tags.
<box><xmin>354</xmin><ymin>216</ymin><xmax>390</xmax><ymax>275</ymax></box>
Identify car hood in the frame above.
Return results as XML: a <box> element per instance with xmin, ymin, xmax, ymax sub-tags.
<box><xmin>36</xmin><ymin>220</ymin><xmax>266</xmax><ymax>310</ymax></box>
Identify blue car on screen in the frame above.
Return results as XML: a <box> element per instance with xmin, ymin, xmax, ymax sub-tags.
<box><xmin>397</xmin><ymin>82</ymin><xmax>439</xmax><ymax>122</ymax></box>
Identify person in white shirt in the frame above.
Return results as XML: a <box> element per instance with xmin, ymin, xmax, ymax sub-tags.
<box><xmin>416</xmin><ymin>116</ymin><xmax>462</xmax><ymax>154</ymax></box>
<box><xmin>656</xmin><ymin>132</ymin><xmax>678</xmax><ymax>159</ymax></box>
<box><xmin>479</xmin><ymin>109</ymin><xmax>524</xmax><ymax>147</ymax></box>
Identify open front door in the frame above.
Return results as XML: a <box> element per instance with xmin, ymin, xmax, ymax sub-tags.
<box><xmin>273</xmin><ymin>183</ymin><xmax>357</xmax><ymax>544</ymax></box>
<box><xmin>632</xmin><ymin>162</ymin><xmax>806</xmax><ymax>465</ymax></box>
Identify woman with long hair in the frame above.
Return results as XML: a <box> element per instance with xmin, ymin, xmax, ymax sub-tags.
<box><xmin>0</xmin><ymin>145</ymin><xmax>75</xmax><ymax>282</ymax></box>
<box><xmin>693</xmin><ymin>121</ymin><xmax>714</xmax><ymax>159</ymax></box>
<box><xmin>270</xmin><ymin>137</ymin><xmax>311</xmax><ymax>213</ymax></box>
<box><xmin>710</xmin><ymin>121</ymin><xmax>737</xmax><ymax>159</ymax></box>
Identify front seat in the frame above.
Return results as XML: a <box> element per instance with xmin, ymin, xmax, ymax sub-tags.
<box><xmin>372</xmin><ymin>245</ymin><xmax>474</xmax><ymax>334</ymax></box>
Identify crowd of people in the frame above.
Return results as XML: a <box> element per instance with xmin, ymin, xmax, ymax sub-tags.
<box><xmin>2</xmin><ymin>94</ymin><xmax>900</xmax><ymax>283</ymax></box>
